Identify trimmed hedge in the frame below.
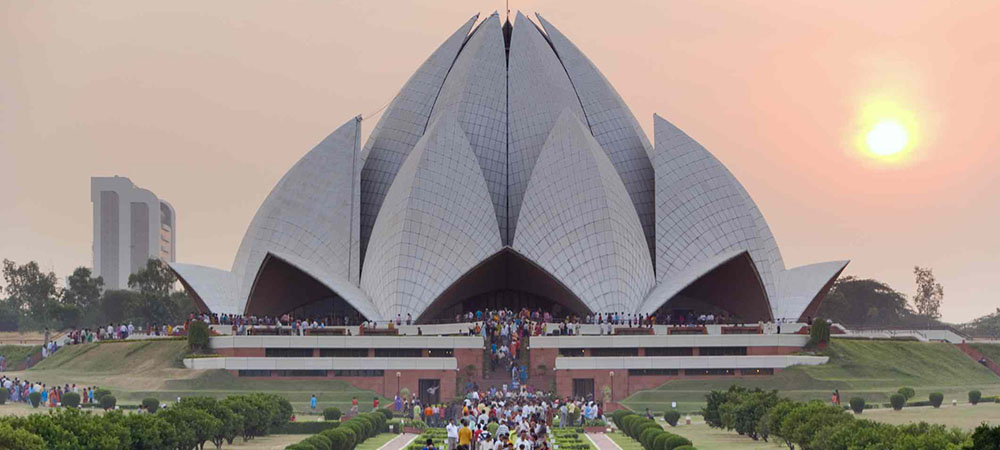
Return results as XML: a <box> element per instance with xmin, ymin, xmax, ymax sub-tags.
<box><xmin>849</xmin><ymin>397</ymin><xmax>865</xmax><ymax>414</ymax></box>
<box><xmin>142</xmin><ymin>397</ymin><xmax>160</xmax><ymax>413</ymax></box>
<box><xmin>929</xmin><ymin>392</ymin><xmax>943</xmax><ymax>408</ymax></box>
<box><xmin>889</xmin><ymin>394</ymin><xmax>905</xmax><ymax>411</ymax></box>
<box><xmin>100</xmin><ymin>395</ymin><xmax>117</xmax><ymax>410</ymax></box>
<box><xmin>323</xmin><ymin>407</ymin><xmax>342</xmax><ymax>421</ymax></box>
<box><xmin>663</xmin><ymin>410</ymin><xmax>680</xmax><ymax>427</ymax></box>
<box><xmin>970</xmin><ymin>390</ymin><xmax>982</xmax><ymax>405</ymax></box>
<box><xmin>28</xmin><ymin>392</ymin><xmax>41</xmax><ymax>408</ymax></box>
<box><xmin>663</xmin><ymin>435</ymin><xmax>692</xmax><ymax>450</ymax></box>
<box><xmin>62</xmin><ymin>392</ymin><xmax>81</xmax><ymax>408</ymax></box>
<box><xmin>279</xmin><ymin>421</ymin><xmax>340</xmax><ymax>435</ymax></box>
<box><xmin>897</xmin><ymin>387</ymin><xmax>915</xmax><ymax>401</ymax></box>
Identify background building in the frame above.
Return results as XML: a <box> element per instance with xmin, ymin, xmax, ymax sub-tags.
<box><xmin>91</xmin><ymin>176</ymin><xmax>176</xmax><ymax>290</ymax></box>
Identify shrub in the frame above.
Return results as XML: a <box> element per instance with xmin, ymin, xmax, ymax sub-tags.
<box><xmin>639</xmin><ymin>427</ymin><xmax>661</xmax><ymax>450</ymax></box>
<box><xmin>0</xmin><ymin>388</ymin><xmax>8</xmax><ymax>405</ymax></box>
<box><xmin>279</xmin><ymin>421</ymin><xmax>341</xmax><ymax>434</ymax></box>
<box><xmin>848</xmin><ymin>397</ymin><xmax>865</xmax><ymax>414</ymax></box>
<box><xmin>338</xmin><ymin>426</ymin><xmax>357</xmax><ymax>450</ymax></box>
<box><xmin>287</xmin><ymin>443</ymin><xmax>317</xmax><ymax>450</ymax></box>
<box><xmin>663</xmin><ymin>435</ymin><xmax>692</xmax><ymax>450</ymax></box>
<box><xmin>322</xmin><ymin>429</ymin><xmax>349</xmax><ymax>450</ymax></box>
<box><xmin>28</xmin><ymin>391</ymin><xmax>41</xmax><ymax>408</ymax></box>
<box><xmin>101</xmin><ymin>394</ymin><xmax>117</xmax><ymax>410</ymax></box>
<box><xmin>897</xmin><ymin>387</ymin><xmax>915</xmax><ymax>401</ymax></box>
<box><xmin>970</xmin><ymin>390</ymin><xmax>982</xmax><ymax>405</ymax></box>
<box><xmin>377</xmin><ymin>408</ymin><xmax>394</xmax><ymax>421</ymax></box>
<box><xmin>188</xmin><ymin>320</ymin><xmax>210</xmax><ymax>353</ymax></box>
<box><xmin>807</xmin><ymin>319</ymin><xmax>830</xmax><ymax>347</ymax></box>
<box><xmin>94</xmin><ymin>388</ymin><xmax>112</xmax><ymax>402</ymax></box>
<box><xmin>889</xmin><ymin>394</ymin><xmax>905</xmax><ymax>411</ymax></box>
<box><xmin>143</xmin><ymin>397</ymin><xmax>160</xmax><ymax>413</ymax></box>
<box><xmin>62</xmin><ymin>392</ymin><xmax>81</xmax><ymax>408</ymax></box>
<box><xmin>672</xmin><ymin>447</ymin><xmax>696</xmax><ymax>450</ymax></box>
<box><xmin>305</xmin><ymin>434</ymin><xmax>333</xmax><ymax>450</ymax></box>
<box><xmin>324</xmin><ymin>407</ymin><xmax>342</xmax><ymax>421</ymax></box>
<box><xmin>0</xmin><ymin>423</ymin><xmax>46</xmax><ymax>450</ymax></box>
<box><xmin>652</xmin><ymin>432</ymin><xmax>672</xmax><ymax>450</ymax></box>
<box><xmin>971</xmin><ymin>423</ymin><xmax>1000</xmax><ymax>449</ymax></box>
<box><xmin>929</xmin><ymin>392</ymin><xmax>943</xmax><ymax>408</ymax></box>
<box><xmin>663</xmin><ymin>410</ymin><xmax>680</xmax><ymax>427</ymax></box>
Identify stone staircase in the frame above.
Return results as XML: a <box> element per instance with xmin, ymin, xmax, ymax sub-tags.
<box><xmin>956</xmin><ymin>343</ymin><xmax>1000</xmax><ymax>378</ymax></box>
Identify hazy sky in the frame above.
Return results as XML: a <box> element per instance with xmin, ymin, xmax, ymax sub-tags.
<box><xmin>2</xmin><ymin>1</ymin><xmax>998</xmax><ymax>322</ymax></box>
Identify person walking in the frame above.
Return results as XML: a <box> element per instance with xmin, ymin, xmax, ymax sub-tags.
<box><xmin>446</xmin><ymin>419</ymin><xmax>459</xmax><ymax>450</ymax></box>
<box><xmin>310</xmin><ymin>394</ymin><xmax>317</xmax><ymax>411</ymax></box>
<box><xmin>458</xmin><ymin>419</ymin><xmax>473</xmax><ymax>450</ymax></box>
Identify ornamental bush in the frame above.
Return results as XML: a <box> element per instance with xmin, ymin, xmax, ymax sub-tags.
<box><xmin>377</xmin><ymin>407</ymin><xmax>394</xmax><ymax>421</ymax></box>
<box><xmin>61</xmin><ymin>392</ymin><xmax>81</xmax><ymax>408</ymax></box>
<box><xmin>889</xmin><ymin>394</ymin><xmax>905</xmax><ymax>411</ymax></box>
<box><xmin>639</xmin><ymin>427</ymin><xmax>661</xmax><ymax>450</ymax></box>
<box><xmin>94</xmin><ymin>388</ymin><xmax>112</xmax><ymax>403</ymax></box>
<box><xmin>0</xmin><ymin>388</ymin><xmax>8</xmax><ymax>405</ymax></box>
<box><xmin>100</xmin><ymin>394</ymin><xmax>117</xmax><ymax>411</ymax></box>
<box><xmin>897</xmin><ymin>387</ymin><xmax>915</xmax><ymax>401</ymax></box>
<box><xmin>187</xmin><ymin>320</ymin><xmax>210</xmax><ymax>353</ymax></box>
<box><xmin>142</xmin><ymin>397</ymin><xmax>160</xmax><ymax>413</ymax></box>
<box><xmin>970</xmin><ymin>390</ymin><xmax>982</xmax><ymax>405</ymax></box>
<box><xmin>807</xmin><ymin>319</ymin><xmax>831</xmax><ymax>348</ymax></box>
<box><xmin>338</xmin><ymin>425</ymin><xmax>357</xmax><ymax>450</ymax></box>
<box><xmin>929</xmin><ymin>392</ymin><xmax>943</xmax><ymax>408</ymax></box>
<box><xmin>849</xmin><ymin>397</ymin><xmax>865</xmax><ymax>414</ymax></box>
<box><xmin>324</xmin><ymin>407</ymin><xmax>342</xmax><ymax>421</ymax></box>
<box><xmin>663</xmin><ymin>410</ymin><xmax>680</xmax><ymax>427</ymax></box>
<box><xmin>653</xmin><ymin>432</ymin><xmax>671</xmax><ymax>450</ymax></box>
<box><xmin>663</xmin><ymin>434</ymin><xmax>692</xmax><ymax>450</ymax></box>
<box><xmin>305</xmin><ymin>434</ymin><xmax>333</xmax><ymax>450</ymax></box>
<box><xmin>28</xmin><ymin>392</ymin><xmax>41</xmax><ymax>408</ymax></box>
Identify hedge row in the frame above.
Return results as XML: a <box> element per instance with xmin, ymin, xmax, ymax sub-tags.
<box><xmin>610</xmin><ymin>410</ymin><xmax>695</xmax><ymax>450</ymax></box>
<box><xmin>703</xmin><ymin>385</ymin><xmax>974</xmax><ymax>450</ymax></box>
<box><xmin>286</xmin><ymin>409</ymin><xmax>395</xmax><ymax>450</ymax></box>
<box><xmin>0</xmin><ymin>392</ymin><xmax>292</xmax><ymax>450</ymax></box>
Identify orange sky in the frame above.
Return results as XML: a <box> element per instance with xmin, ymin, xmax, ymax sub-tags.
<box><xmin>2</xmin><ymin>1</ymin><xmax>998</xmax><ymax>322</ymax></box>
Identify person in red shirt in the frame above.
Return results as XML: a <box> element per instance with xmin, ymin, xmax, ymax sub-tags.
<box><xmin>373</xmin><ymin>397</ymin><xmax>380</xmax><ymax>409</ymax></box>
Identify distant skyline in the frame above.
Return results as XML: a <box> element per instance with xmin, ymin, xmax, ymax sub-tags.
<box><xmin>2</xmin><ymin>1</ymin><xmax>997</xmax><ymax>322</ymax></box>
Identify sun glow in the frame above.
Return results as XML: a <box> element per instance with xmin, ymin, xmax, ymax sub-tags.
<box><xmin>855</xmin><ymin>98</ymin><xmax>919</xmax><ymax>163</ymax></box>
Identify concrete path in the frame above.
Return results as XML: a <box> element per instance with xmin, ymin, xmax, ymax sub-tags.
<box><xmin>586</xmin><ymin>433</ymin><xmax>623</xmax><ymax>450</ymax></box>
<box><xmin>379</xmin><ymin>433</ymin><xmax>419</xmax><ymax>450</ymax></box>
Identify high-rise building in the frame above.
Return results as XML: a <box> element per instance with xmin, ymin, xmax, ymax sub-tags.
<box><xmin>91</xmin><ymin>176</ymin><xmax>176</xmax><ymax>290</ymax></box>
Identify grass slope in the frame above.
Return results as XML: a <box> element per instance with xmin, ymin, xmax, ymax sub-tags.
<box><xmin>623</xmin><ymin>339</ymin><xmax>1000</xmax><ymax>413</ymax></box>
<box><xmin>0</xmin><ymin>345</ymin><xmax>40</xmax><ymax>368</ymax></box>
<box><xmin>17</xmin><ymin>340</ymin><xmax>389</xmax><ymax>412</ymax></box>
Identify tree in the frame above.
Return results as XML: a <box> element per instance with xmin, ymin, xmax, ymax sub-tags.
<box><xmin>2</xmin><ymin>259</ymin><xmax>60</xmax><ymax>327</ymax></box>
<box><xmin>816</xmin><ymin>277</ymin><xmax>921</xmax><ymax>327</ymax></box>
<box><xmin>912</xmin><ymin>266</ymin><xmax>943</xmax><ymax>320</ymax></box>
<box><xmin>128</xmin><ymin>259</ymin><xmax>176</xmax><ymax>298</ymax></box>
<box><xmin>62</xmin><ymin>267</ymin><xmax>103</xmax><ymax>309</ymax></box>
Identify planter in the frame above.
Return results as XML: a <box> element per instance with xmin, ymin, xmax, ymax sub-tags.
<box><xmin>404</xmin><ymin>427</ymin><xmax>424</xmax><ymax>434</ymax></box>
<box><xmin>583</xmin><ymin>426</ymin><xmax>606</xmax><ymax>433</ymax></box>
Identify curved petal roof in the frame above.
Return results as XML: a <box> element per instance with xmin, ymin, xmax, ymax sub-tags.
<box><xmin>169</xmin><ymin>263</ymin><xmax>238</xmax><ymax>314</ymax></box>
<box><xmin>173</xmin><ymin>13</ymin><xmax>846</xmax><ymax>321</ymax></box>
<box><xmin>232</xmin><ymin>116</ymin><xmax>362</xmax><ymax>307</ymax></box>
<box><xmin>513</xmin><ymin>110</ymin><xmax>654</xmax><ymax>313</ymax></box>
<box><xmin>362</xmin><ymin>112</ymin><xmax>503</xmax><ymax>319</ymax></box>
<box><xmin>359</xmin><ymin>15</ymin><xmax>479</xmax><ymax>263</ymax></box>
<box><xmin>773</xmin><ymin>260</ymin><xmax>850</xmax><ymax>321</ymax></box>
<box><xmin>426</xmin><ymin>14</ymin><xmax>508</xmax><ymax>242</ymax></box>
<box><xmin>536</xmin><ymin>14</ymin><xmax>657</xmax><ymax>262</ymax></box>
<box><xmin>507</xmin><ymin>12</ymin><xmax>588</xmax><ymax>243</ymax></box>
<box><xmin>653</xmin><ymin>114</ymin><xmax>781</xmax><ymax>305</ymax></box>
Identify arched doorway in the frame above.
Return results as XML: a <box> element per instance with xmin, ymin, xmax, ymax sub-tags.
<box><xmin>416</xmin><ymin>248</ymin><xmax>592</xmax><ymax>323</ymax></box>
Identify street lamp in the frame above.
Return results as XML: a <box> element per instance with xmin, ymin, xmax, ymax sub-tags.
<box><xmin>609</xmin><ymin>371</ymin><xmax>615</xmax><ymax>405</ymax></box>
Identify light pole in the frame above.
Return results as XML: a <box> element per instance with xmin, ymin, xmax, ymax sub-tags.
<box><xmin>396</xmin><ymin>372</ymin><xmax>401</xmax><ymax>396</ymax></box>
<box><xmin>609</xmin><ymin>371</ymin><xmax>615</xmax><ymax>405</ymax></box>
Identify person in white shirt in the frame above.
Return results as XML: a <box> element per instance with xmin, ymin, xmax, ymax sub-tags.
<box><xmin>446</xmin><ymin>419</ymin><xmax>459</xmax><ymax>450</ymax></box>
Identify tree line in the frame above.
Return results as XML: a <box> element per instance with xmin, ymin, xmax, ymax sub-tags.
<box><xmin>0</xmin><ymin>258</ymin><xmax>195</xmax><ymax>332</ymax></box>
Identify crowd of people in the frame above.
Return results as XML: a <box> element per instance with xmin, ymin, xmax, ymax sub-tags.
<box><xmin>0</xmin><ymin>375</ymin><xmax>102</xmax><ymax>407</ymax></box>
<box><xmin>410</xmin><ymin>386</ymin><xmax>606</xmax><ymax>450</ymax></box>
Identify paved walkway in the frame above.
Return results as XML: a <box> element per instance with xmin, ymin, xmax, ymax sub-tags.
<box><xmin>379</xmin><ymin>433</ymin><xmax>419</xmax><ymax>450</ymax></box>
<box><xmin>586</xmin><ymin>433</ymin><xmax>623</xmax><ymax>450</ymax></box>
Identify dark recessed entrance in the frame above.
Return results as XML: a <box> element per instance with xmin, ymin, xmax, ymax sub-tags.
<box><xmin>244</xmin><ymin>254</ymin><xmax>366</xmax><ymax>323</ymax></box>
<box><xmin>416</xmin><ymin>248</ymin><xmax>592</xmax><ymax>323</ymax></box>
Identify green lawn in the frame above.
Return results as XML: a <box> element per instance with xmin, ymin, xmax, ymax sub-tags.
<box><xmin>0</xmin><ymin>345</ymin><xmax>39</xmax><ymax>368</ymax></box>
<box><xmin>862</xmin><ymin>401</ymin><xmax>1000</xmax><ymax>429</ymax></box>
<box><xmin>355</xmin><ymin>433</ymin><xmax>404</xmax><ymax>450</ymax></box>
<box><xmin>623</xmin><ymin>339</ymin><xmax>1000</xmax><ymax>413</ymax></box>
<box><xmin>14</xmin><ymin>340</ymin><xmax>390</xmax><ymax>413</ymax></box>
<box><xmin>604</xmin><ymin>432</ymin><xmax>643</xmax><ymax>450</ymax></box>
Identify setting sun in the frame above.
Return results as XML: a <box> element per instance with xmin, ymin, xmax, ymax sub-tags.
<box><xmin>855</xmin><ymin>98</ymin><xmax>919</xmax><ymax>163</ymax></box>
<box><xmin>866</xmin><ymin>119</ymin><xmax>908</xmax><ymax>156</ymax></box>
